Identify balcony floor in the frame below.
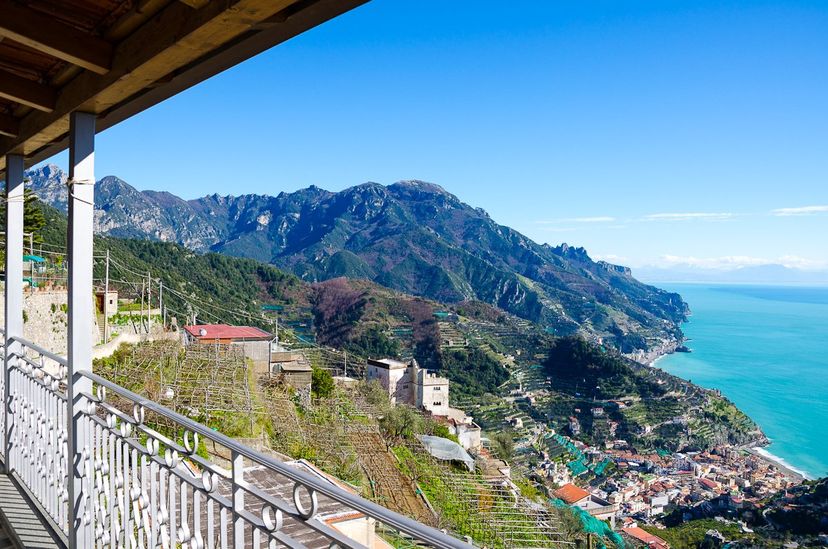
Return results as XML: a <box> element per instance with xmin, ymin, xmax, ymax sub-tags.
<box><xmin>0</xmin><ymin>473</ymin><xmax>62</xmax><ymax>549</ymax></box>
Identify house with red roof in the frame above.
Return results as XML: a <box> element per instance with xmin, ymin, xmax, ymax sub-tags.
<box><xmin>698</xmin><ymin>477</ymin><xmax>720</xmax><ymax>492</ymax></box>
<box><xmin>553</xmin><ymin>483</ymin><xmax>617</xmax><ymax>520</ymax></box>
<box><xmin>553</xmin><ymin>483</ymin><xmax>590</xmax><ymax>505</ymax></box>
<box><xmin>622</xmin><ymin>526</ymin><xmax>670</xmax><ymax>548</ymax></box>
<box><xmin>184</xmin><ymin>324</ymin><xmax>274</xmax><ymax>374</ymax></box>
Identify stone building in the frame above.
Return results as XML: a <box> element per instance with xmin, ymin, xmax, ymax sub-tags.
<box><xmin>415</xmin><ymin>367</ymin><xmax>450</xmax><ymax>416</ymax></box>
<box><xmin>367</xmin><ymin>357</ymin><xmax>482</xmax><ymax>452</ymax></box>
<box><xmin>95</xmin><ymin>289</ymin><xmax>118</xmax><ymax>317</ymax></box>
<box><xmin>366</xmin><ymin>358</ymin><xmax>413</xmax><ymax>404</ymax></box>
<box><xmin>366</xmin><ymin>358</ymin><xmax>451</xmax><ymax>414</ymax></box>
<box><xmin>270</xmin><ymin>350</ymin><xmax>313</xmax><ymax>398</ymax></box>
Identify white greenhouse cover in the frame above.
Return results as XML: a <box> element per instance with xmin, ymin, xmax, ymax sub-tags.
<box><xmin>417</xmin><ymin>435</ymin><xmax>475</xmax><ymax>471</ymax></box>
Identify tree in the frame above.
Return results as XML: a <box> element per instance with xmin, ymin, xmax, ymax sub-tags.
<box><xmin>429</xmin><ymin>420</ymin><xmax>460</xmax><ymax>444</ymax></box>
<box><xmin>311</xmin><ymin>367</ymin><xmax>334</xmax><ymax>399</ymax></box>
<box><xmin>357</xmin><ymin>380</ymin><xmax>391</xmax><ymax>412</ymax></box>
<box><xmin>490</xmin><ymin>431</ymin><xmax>514</xmax><ymax>461</ymax></box>
<box><xmin>558</xmin><ymin>506</ymin><xmax>585</xmax><ymax>540</ymax></box>
<box><xmin>0</xmin><ymin>187</ymin><xmax>47</xmax><ymax>247</ymax></box>
<box><xmin>379</xmin><ymin>405</ymin><xmax>423</xmax><ymax>441</ymax></box>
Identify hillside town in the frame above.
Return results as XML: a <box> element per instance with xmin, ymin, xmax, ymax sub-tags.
<box><xmin>183</xmin><ymin>317</ymin><xmax>808</xmax><ymax>547</ymax></box>
<box><xmin>10</xmin><ymin>262</ymin><xmax>813</xmax><ymax>548</ymax></box>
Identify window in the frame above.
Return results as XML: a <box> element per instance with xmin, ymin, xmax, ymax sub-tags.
<box><xmin>433</xmin><ymin>401</ymin><xmax>442</xmax><ymax>406</ymax></box>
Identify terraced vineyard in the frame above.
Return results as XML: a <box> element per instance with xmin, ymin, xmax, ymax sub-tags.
<box><xmin>393</xmin><ymin>443</ymin><xmax>575</xmax><ymax>548</ymax></box>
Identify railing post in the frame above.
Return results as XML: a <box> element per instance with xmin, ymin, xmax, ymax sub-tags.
<box><xmin>67</xmin><ymin>111</ymin><xmax>96</xmax><ymax>548</ymax></box>
<box><xmin>3</xmin><ymin>153</ymin><xmax>24</xmax><ymax>469</ymax></box>
<box><xmin>232</xmin><ymin>450</ymin><xmax>245</xmax><ymax>548</ymax></box>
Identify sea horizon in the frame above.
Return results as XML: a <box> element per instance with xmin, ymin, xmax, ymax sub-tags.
<box><xmin>655</xmin><ymin>283</ymin><xmax>828</xmax><ymax>480</ymax></box>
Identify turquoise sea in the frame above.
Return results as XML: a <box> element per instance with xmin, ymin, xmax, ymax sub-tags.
<box><xmin>656</xmin><ymin>283</ymin><xmax>828</xmax><ymax>479</ymax></box>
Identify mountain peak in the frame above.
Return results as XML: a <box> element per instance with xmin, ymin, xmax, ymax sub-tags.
<box><xmin>387</xmin><ymin>180</ymin><xmax>463</xmax><ymax>206</ymax></box>
<box><xmin>552</xmin><ymin>243</ymin><xmax>591</xmax><ymax>261</ymax></box>
<box><xmin>27</xmin><ymin>163</ymin><xmax>66</xmax><ymax>182</ymax></box>
<box><xmin>390</xmin><ymin>180</ymin><xmax>450</xmax><ymax>194</ymax></box>
<box><xmin>347</xmin><ymin>181</ymin><xmax>387</xmax><ymax>193</ymax></box>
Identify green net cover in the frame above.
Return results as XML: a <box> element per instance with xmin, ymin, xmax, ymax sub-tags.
<box><xmin>550</xmin><ymin>499</ymin><xmax>625</xmax><ymax>549</ymax></box>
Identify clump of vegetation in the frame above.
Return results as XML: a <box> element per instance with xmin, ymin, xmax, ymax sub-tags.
<box><xmin>489</xmin><ymin>430</ymin><xmax>515</xmax><ymax>461</ymax></box>
<box><xmin>764</xmin><ymin>477</ymin><xmax>828</xmax><ymax>538</ymax></box>
<box><xmin>440</xmin><ymin>347</ymin><xmax>509</xmax><ymax>399</ymax></box>
<box><xmin>311</xmin><ymin>367</ymin><xmax>334</xmax><ymax>398</ymax></box>
<box><xmin>544</xmin><ymin>336</ymin><xmax>664</xmax><ymax>400</ymax></box>
<box><xmin>642</xmin><ymin>519</ymin><xmax>756</xmax><ymax>548</ymax></box>
<box><xmin>380</xmin><ymin>405</ymin><xmax>424</xmax><ymax>441</ymax></box>
<box><xmin>347</xmin><ymin>324</ymin><xmax>400</xmax><ymax>358</ymax></box>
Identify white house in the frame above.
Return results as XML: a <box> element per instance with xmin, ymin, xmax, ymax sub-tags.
<box><xmin>366</xmin><ymin>358</ymin><xmax>413</xmax><ymax>404</ymax></box>
<box><xmin>415</xmin><ymin>368</ymin><xmax>450</xmax><ymax>416</ymax></box>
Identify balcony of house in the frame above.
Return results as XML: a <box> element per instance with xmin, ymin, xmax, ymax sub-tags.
<box><xmin>0</xmin><ymin>1</ymin><xmax>472</xmax><ymax>547</ymax></box>
<box><xmin>0</xmin><ymin>328</ymin><xmax>471</xmax><ymax>548</ymax></box>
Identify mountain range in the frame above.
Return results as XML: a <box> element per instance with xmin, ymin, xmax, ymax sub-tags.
<box><xmin>26</xmin><ymin>164</ymin><xmax>688</xmax><ymax>350</ymax></box>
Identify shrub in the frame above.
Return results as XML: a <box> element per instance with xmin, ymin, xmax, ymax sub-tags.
<box><xmin>311</xmin><ymin>367</ymin><xmax>334</xmax><ymax>399</ymax></box>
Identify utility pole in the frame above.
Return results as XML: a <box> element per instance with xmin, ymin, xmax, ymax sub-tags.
<box><xmin>344</xmin><ymin>350</ymin><xmax>348</xmax><ymax>377</ymax></box>
<box><xmin>146</xmin><ymin>270</ymin><xmax>152</xmax><ymax>333</ymax></box>
<box><xmin>140</xmin><ymin>279</ymin><xmax>145</xmax><ymax>334</ymax></box>
<box><xmin>103</xmin><ymin>249</ymin><xmax>110</xmax><ymax>343</ymax></box>
<box><xmin>159</xmin><ymin>279</ymin><xmax>165</xmax><ymax>330</ymax></box>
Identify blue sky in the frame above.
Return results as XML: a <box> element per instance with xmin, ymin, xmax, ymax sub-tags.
<box><xmin>41</xmin><ymin>0</ymin><xmax>828</xmax><ymax>271</ymax></box>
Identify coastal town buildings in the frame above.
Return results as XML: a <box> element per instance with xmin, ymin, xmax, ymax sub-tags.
<box><xmin>621</xmin><ymin>526</ymin><xmax>670</xmax><ymax>549</ymax></box>
<box><xmin>553</xmin><ymin>483</ymin><xmax>617</xmax><ymax>521</ymax></box>
<box><xmin>531</xmin><ymin>419</ymin><xmax>803</xmax><ymax>532</ymax></box>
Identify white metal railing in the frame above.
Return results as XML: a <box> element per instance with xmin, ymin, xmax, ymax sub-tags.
<box><xmin>0</xmin><ymin>333</ymin><xmax>471</xmax><ymax>549</ymax></box>
<box><xmin>4</xmin><ymin>335</ymin><xmax>70</xmax><ymax>533</ymax></box>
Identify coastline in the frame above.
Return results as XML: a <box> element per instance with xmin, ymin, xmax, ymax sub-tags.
<box><xmin>645</xmin><ymin>339</ymin><xmax>812</xmax><ymax>483</ymax></box>
<box><xmin>649</xmin><ymin>342</ymin><xmax>814</xmax><ymax>483</ymax></box>
<box><xmin>633</xmin><ymin>338</ymin><xmax>683</xmax><ymax>366</ymax></box>
<box><xmin>747</xmin><ymin>446</ymin><xmax>810</xmax><ymax>482</ymax></box>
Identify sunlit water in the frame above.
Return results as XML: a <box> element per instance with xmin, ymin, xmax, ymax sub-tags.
<box><xmin>655</xmin><ymin>284</ymin><xmax>828</xmax><ymax>479</ymax></box>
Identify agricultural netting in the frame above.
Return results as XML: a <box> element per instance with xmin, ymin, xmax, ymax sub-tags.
<box><xmin>417</xmin><ymin>435</ymin><xmax>475</xmax><ymax>471</ymax></box>
<box><xmin>550</xmin><ymin>499</ymin><xmax>625</xmax><ymax>549</ymax></box>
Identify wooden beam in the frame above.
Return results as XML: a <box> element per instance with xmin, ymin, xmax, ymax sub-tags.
<box><xmin>178</xmin><ymin>0</ymin><xmax>211</xmax><ymax>8</ymax></box>
<box><xmin>0</xmin><ymin>0</ymin><xmax>113</xmax><ymax>74</ymax></box>
<box><xmin>0</xmin><ymin>0</ymin><xmax>299</xmax><ymax>160</ymax></box>
<box><xmin>0</xmin><ymin>112</ymin><xmax>19</xmax><ymax>137</ymax></box>
<box><xmin>0</xmin><ymin>0</ymin><xmax>370</xmax><ymax>173</ymax></box>
<box><xmin>0</xmin><ymin>69</ymin><xmax>56</xmax><ymax>111</ymax></box>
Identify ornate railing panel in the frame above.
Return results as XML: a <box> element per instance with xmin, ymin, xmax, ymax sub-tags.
<box><xmin>0</xmin><ymin>335</ymin><xmax>471</xmax><ymax>549</ymax></box>
<box><xmin>5</xmin><ymin>335</ymin><xmax>70</xmax><ymax>533</ymax></box>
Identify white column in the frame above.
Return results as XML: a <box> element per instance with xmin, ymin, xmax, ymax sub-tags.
<box><xmin>67</xmin><ymin>111</ymin><xmax>95</xmax><ymax>548</ymax></box>
<box><xmin>3</xmin><ymin>154</ymin><xmax>24</xmax><ymax>467</ymax></box>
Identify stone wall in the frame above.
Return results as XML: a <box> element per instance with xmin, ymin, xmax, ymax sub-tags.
<box><xmin>0</xmin><ymin>287</ymin><xmax>100</xmax><ymax>357</ymax></box>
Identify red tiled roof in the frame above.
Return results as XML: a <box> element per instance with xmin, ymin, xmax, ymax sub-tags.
<box><xmin>622</xmin><ymin>527</ymin><xmax>669</xmax><ymax>549</ymax></box>
<box><xmin>553</xmin><ymin>483</ymin><xmax>590</xmax><ymax>504</ymax></box>
<box><xmin>184</xmin><ymin>324</ymin><xmax>272</xmax><ymax>340</ymax></box>
<box><xmin>699</xmin><ymin>478</ymin><xmax>719</xmax><ymax>490</ymax></box>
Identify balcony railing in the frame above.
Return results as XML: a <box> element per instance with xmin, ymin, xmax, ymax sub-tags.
<box><xmin>0</xmin><ymin>330</ymin><xmax>471</xmax><ymax>548</ymax></box>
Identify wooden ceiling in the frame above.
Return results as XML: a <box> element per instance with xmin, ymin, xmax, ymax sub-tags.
<box><xmin>0</xmin><ymin>0</ymin><xmax>368</xmax><ymax>175</ymax></box>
